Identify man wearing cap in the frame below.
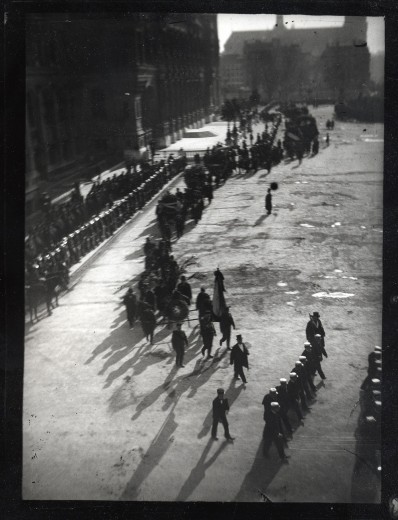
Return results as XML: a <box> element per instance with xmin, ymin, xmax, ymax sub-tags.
<box><xmin>291</xmin><ymin>361</ymin><xmax>314</xmax><ymax>406</ymax></box>
<box><xmin>287</xmin><ymin>373</ymin><xmax>305</xmax><ymax>423</ymax></box>
<box><xmin>276</xmin><ymin>378</ymin><xmax>295</xmax><ymax>435</ymax></box>
<box><xmin>230</xmin><ymin>334</ymin><xmax>250</xmax><ymax>384</ymax></box>
<box><xmin>360</xmin><ymin>347</ymin><xmax>382</xmax><ymax>390</ymax></box>
<box><xmin>306</xmin><ymin>311</ymin><xmax>326</xmax><ymax>349</ymax></box>
<box><xmin>171</xmin><ymin>323</ymin><xmax>188</xmax><ymax>368</ymax></box>
<box><xmin>212</xmin><ymin>388</ymin><xmax>234</xmax><ymax>441</ymax></box>
<box><xmin>262</xmin><ymin>388</ymin><xmax>279</xmax><ymax>423</ymax></box>
<box><xmin>299</xmin><ymin>356</ymin><xmax>317</xmax><ymax>394</ymax></box>
<box><xmin>219</xmin><ymin>307</ymin><xmax>236</xmax><ymax>350</ymax></box>
<box><xmin>177</xmin><ymin>276</ymin><xmax>192</xmax><ymax>306</ymax></box>
<box><xmin>302</xmin><ymin>341</ymin><xmax>326</xmax><ymax>380</ymax></box>
<box><xmin>262</xmin><ymin>402</ymin><xmax>289</xmax><ymax>461</ymax></box>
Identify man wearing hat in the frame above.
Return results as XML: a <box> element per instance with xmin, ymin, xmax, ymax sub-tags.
<box><xmin>306</xmin><ymin>311</ymin><xmax>326</xmax><ymax>349</ymax></box>
<box><xmin>287</xmin><ymin>373</ymin><xmax>305</xmax><ymax>423</ymax></box>
<box><xmin>171</xmin><ymin>323</ymin><xmax>189</xmax><ymax>368</ymax></box>
<box><xmin>230</xmin><ymin>334</ymin><xmax>250</xmax><ymax>384</ymax></box>
<box><xmin>262</xmin><ymin>388</ymin><xmax>279</xmax><ymax>423</ymax></box>
<box><xmin>219</xmin><ymin>306</ymin><xmax>236</xmax><ymax>350</ymax></box>
<box><xmin>212</xmin><ymin>388</ymin><xmax>234</xmax><ymax>441</ymax></box>
<box><xmin>262</xmin><ymin>402</ymin><xmax>289</xmax><ymax>461</ymax></box>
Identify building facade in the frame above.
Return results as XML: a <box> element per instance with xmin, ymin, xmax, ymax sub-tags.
<box><xmin>26</xmin><ymin>13</ymin><xmax>219</xmax><ymax>214</ymax></box>
<box><xmin>221</xmin><ymin>15</ymin><xmax>370</xmax><ymax>104</ymax></box>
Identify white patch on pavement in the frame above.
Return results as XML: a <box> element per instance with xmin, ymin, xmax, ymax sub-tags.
<box><xmin>334</xmin><ymin>269</ymin><xmax>343</xmax><ymax>273</ymax></box>
<box><xmin>285</xmin><ymin>290</ymin><xmax>299</xmax><ymax>294</ymax></box>
<box><xmin>277</xmin><ymin>281</ymin><xmax>288</xmax><ymax>287</ymax></box>
<box><xmin>312</xmin><ymin>292</ymin><xmax>355</xmax><ymax>299</ymax></box>
<box><xmin>300</xmin><ymin>223</ymin><xmax>315</xmax><ymax>228</ymax></box>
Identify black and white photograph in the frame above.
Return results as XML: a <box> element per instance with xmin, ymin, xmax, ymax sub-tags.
<box><xmin>18</xmin><ymin>9</ymin><xmax>389</xmax><ymax>505</ymax></box>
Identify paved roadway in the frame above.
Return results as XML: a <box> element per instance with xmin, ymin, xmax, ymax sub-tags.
<box><xmin>23</xmin><ymin>106</ymin><xmax>383</xmax><ymax>502</ymax></box>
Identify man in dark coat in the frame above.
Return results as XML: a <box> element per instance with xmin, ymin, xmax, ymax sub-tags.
<box><xmin>306</xmin><ymin>311</ymin><xmax>326</xmax><ymax>348</ymax></box>
<box><xmin>171</xmin><ymin>323</ymin><xmax>188</xmax><ymax>368</ymax></box>
<box><xmin>312</xmin><ymin>335</ymin><xmax>328</xmax><ymax>379</ymax></box>
<box><xmin>291</xmin><ymin>360</ymin><xmax>314</xmax><ymax>406</ymax></box>
<box><xmin>122</xmin><ymin>288</ymin><xmax>137</xmax><ymax>328</ymax></box>
<box><xmin>141</xmin><ymin>307</ymin><xmax>156</xmax><ymax>344</ymax></box>
<box><xmin>177</xmin><ymin>276</ymin><xmax>192</xmax><ymax>306</ymax></box>
<box><xmin>200</xmin><ymin>310</ymin><xmax>217</xmax><ymax>359</ymax></box>
<box><xmin>211</xmin><ymin>388</ymin><xmax>234</xmax><ymax>441</ymax></box>
<box><xmin>287</xmin><ymin>372</ymin><xmax>304</xmax><ymax>423</ymax></box>
<box><xmin>219</xmin><ymin>307</ymin><xmax>236</xmax><ymax>350</ymax></box>
<box><xmin>299</xmin><ymin>356</ymin><xmax>317</xmax><ymax>394</ymax></box>
<box><xmin>196</xmin><ymin>288</ymin><xmax>210</xmax><ymax>318</ymax></box>
<box><xmin>275</xmin><ymin>378</ymin><xmax>295</xmax><ymax>435</ymax></box>
<box><xmin>265</xmin><ymin>188</ymin><xmax>272</xmax><ymax>215</ymax></box>
<box><xmin>262</xmin><ymin>402</ymin><xmax>289</xmax><ymax>461</ymax></box>
<box><xmin>230</xmin><ymin>334</ymin><xmax>249</xmax><ymax>384</ymax></box>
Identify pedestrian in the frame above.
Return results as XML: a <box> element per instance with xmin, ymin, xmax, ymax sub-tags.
<box><xmin>299</xmin><ymin>355</ymin><xmax>317</xmax><ymax>394</ymax></box>
<box><xmin>200</xmin><ymin>310</ymin><xmax>217</xmax><ymax>359</ymax></box>
<box><xmin>219</xmin><ymin>306</ymin><xmax>236</xmax><ymax>350</ymax></box>
<box><xmin>122</xmin><ymin>288</ymin><xmax>137</xmax><ymax>328</ymax></box>
<box><xmin>265</xmin><ymin>188</ymin><xmax>272</xmax><ymax>215</ymax></box>
<box><xmin>291</xmin><ymin>361</ymin><xmax>312</xmax><ymax>410</ymax></box>
<box><xmin>287</xmin><ymin>372</ymin><xmax>305</xmax><ymax>424</ymax></box>
<box><xmin>211</xmin><ymin>388</ymin><xmax>234</xmax><ymax>441</ymax></box>
<box><xmin>177</xmin><ymin>275</ymin><xmax>192</xmax><ymax>306</ymax></box>
<box><xmin>171</xmin><ymin>322</ymin><xmax>188</xmax><ymax>368</ymax></box>
<box><xmin>262</xmin><ymin>387</ymin><xmax>279</xmax><ymax>424</ymax></box>
<box><xmin>196</xmin><ymin>287</ymin><xmax>210</xmax><ymax>318</ymax></box>
<box><xmin>275</xmin><ymin>378</ymin><xmax>295</xmax><ymax>435</ymax></box>
<box><xmin>302</xmin><ymin>341</ymin><xmax>326</xmax><ymax>380</ymax></box>
<box><xmin>262</xmin><ymin>402</ymin><xmax>289</xmax><ymax>461</ymax></box>
<box><xmin>230</xmin><ymin>334</ymin><xmax>249</xmax><ymax>383</ymax></box>
<box><xmin>141</xmin><ymin>307</ymin><xmax>156</xmax><ymax>344</ymax></box>
<box><xmin>306</xmin><ymin>311</ymin><xmax>326</xmax><ymax>349</ymax></box>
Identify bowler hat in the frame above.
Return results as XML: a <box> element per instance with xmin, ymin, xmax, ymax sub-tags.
<box><xmin>217</xmin><ymin>388</ymin><xmax>224</xmax><ymax>395</ymax></box>
<box><xmin>312</xmin><ymin>312</ymin><xmax>321</xmax><ymax>318</ymax></box>
<box><xmin>236</xmin><ymin>334</ymin><xmax>242</xmax><ymax>340</ymax></box>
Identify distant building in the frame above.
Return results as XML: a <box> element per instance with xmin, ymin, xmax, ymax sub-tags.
<box><xmin>26</xmin><ymin>13</ymin><xmax>219</xmax><ymax>214</ymax></box>
<box><xmin>221</xmin><ymin>15</ymin><xmax>370</xmax><ymax>103</ymax></box>
<box><xmin>219</xmin><ymin>54</ymin><xmax>248</xmax><ymax>100</ymax></box>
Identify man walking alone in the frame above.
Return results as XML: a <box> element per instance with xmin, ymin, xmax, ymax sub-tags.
<box><xmin>211</xmin><ymin>388</ymin><xmax>234</xmax><ymax>441</ymax></box>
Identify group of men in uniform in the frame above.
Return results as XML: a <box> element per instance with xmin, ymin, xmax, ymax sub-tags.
<box><xmin>259</xmin><ymin>311</ymin><xmax>327</xmax><ymax>460</ymax></box>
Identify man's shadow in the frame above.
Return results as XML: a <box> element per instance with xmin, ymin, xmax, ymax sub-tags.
<box><xmin>253</xmin><ymin>214</ymin><xmax>269</xmax><ymax>226</ymax></box>
<box><xmin>174</xmin><ymin>437</ymin><xmax>229</xmax><ymax>501</ymax></box>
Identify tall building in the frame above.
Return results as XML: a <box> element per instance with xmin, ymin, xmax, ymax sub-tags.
<box><xmin>26</xmin><ymin>13</ymin><xmax>219</xmax><ymax>214</ymax></box>
<box><xmin>220</xmin><ymin>16</ymin><xmax>370</xmax><ymax>103</ymax></box>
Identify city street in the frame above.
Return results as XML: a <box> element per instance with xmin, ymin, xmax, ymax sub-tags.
<box><xmin>23</xmin><ymin>106</ymin><xmax>383</xmax><ymax>502</ymax></box>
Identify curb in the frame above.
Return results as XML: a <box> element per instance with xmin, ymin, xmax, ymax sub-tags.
<box><xmin>68</xmin><ymin>171</ymin><xmax>185</xmax><ymax>288</ymax></box>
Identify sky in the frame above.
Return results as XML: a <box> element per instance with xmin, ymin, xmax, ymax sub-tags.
<box><xmin>217</xmin><ymin>15</ymin><xmax>385</xmax><ymax>55</ymax></box>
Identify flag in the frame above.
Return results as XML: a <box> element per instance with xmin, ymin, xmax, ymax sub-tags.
<box><xmin>212</xmin><ymin>268</ymin><xmax>227</xmax><ymax>321</ymax></box>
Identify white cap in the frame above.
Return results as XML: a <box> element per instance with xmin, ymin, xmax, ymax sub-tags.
<box><xmin>280</xmin><ymin>378</ymin><xmax>287</xmax><ymax>384</ymax></box>
<box><xmin>304</xmin><ymin>341</ymin><xmax>311</xmax><ymax>347</ymax></box>
<box><xmin>371</xmin><ymin>379</ymin><xmax>381</xmax><ymax>386</ymax></box>
<box><xmin>372</xmin><ymin>390</ymin><xmax>381</xmax><ymax>397</ymax></box>
<box><xmin>299</xmin><ymin>356</ymin><xmax>306</xmax><ymax>361</ymax></box>
<box><xmin>289</xmin><ymin>372</ymin><xmax>297</xmax><ymax>378</ymax></box>
<box><xmin>295</xmin><ymin>361</ymin><xmax>302</xmax><ymax>366</ymax></box>
<box><xmin>374</xmin><ymin>346</ymin><xmax>382</xmax><ymax>351</ymax></box>
<box><xmin>374</xmin><ymin>400</ymin><xmax>382</xmax><ymax>408</ymax></box>
<box><xmin>314</xmin><ymin>334</ymin><xmax>322</xmax><ymax>338</ymax></box>
<box><xmin>270</xmin><ymin>388</ymin><xmax>277</xmax><ymax>393</ymax></box>
<box><xmin>270</xmin><ymin>402</ymin><xmax>280</xmax><ymax>408</ymax></box>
